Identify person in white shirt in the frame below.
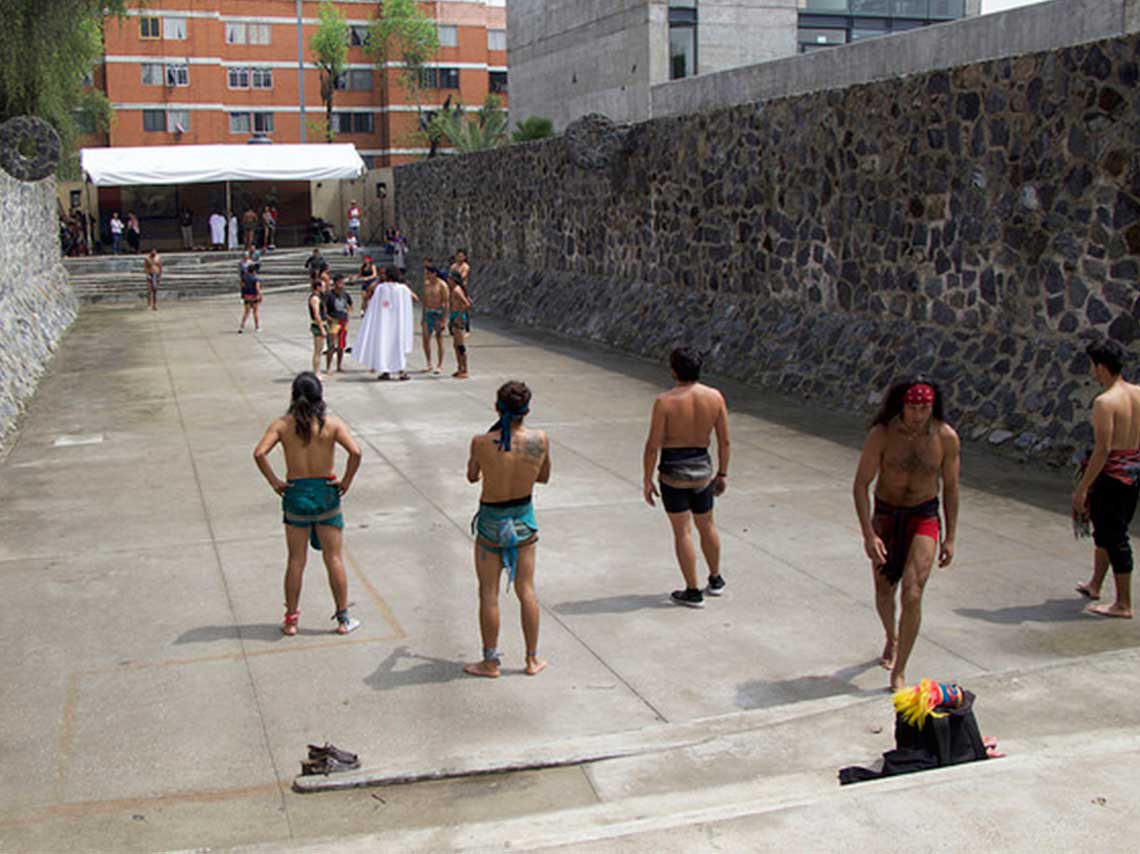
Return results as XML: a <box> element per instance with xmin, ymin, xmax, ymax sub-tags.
<box><xmin>109</xmin><ymin>212</ymin><xmax>124</xmax><ymax>254</ymax></box>
<box><xmin>208</xmin><ymin>210</ymin><xmax>226</xmax><ymax>250</ymax></box>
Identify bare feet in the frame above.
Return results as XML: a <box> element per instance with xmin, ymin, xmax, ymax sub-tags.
<box><xmin>879</xmin><ymin>638</ymin><xmax>896</xmax><ymax>671</ymax></box>
<box><xmin>432</xmin><ymin>367</ymin><xmax>442</xmax><ymax>376</ymax></box>
<box><xmin>1088</xmin><ymin>603</ymin><xmax>1133</xmax><ymax>619</ymax></box>
<box><xmin>889</xmin><ymin>668</ymin><xmax>907</xmax><ymax>692</ymax></box>
<box><xmin>463</xmin><ymin>660</ymin><xmax>501</xmax><ymax>678</ymax></box>
<box><xmin>454</xmin><ymin>371</ymin><xmax>469</xmax><ymax>380</ymax></box>
<box><xmin>525</xmin><ymin>657</ymin><xmax>548</xmax><ymax>676</ymax></box>
<box><xmin>1075</xmin><ymin>583</ymin><xmax>1100</xmax><ymax>600</ymax></box>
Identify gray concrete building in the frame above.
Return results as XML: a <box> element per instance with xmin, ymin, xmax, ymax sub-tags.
<box><xmin>508</xmin><ymin>1</ymin><xmax>981</xmax><ymax>130</ymax></box>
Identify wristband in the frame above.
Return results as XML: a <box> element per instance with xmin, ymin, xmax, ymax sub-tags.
<box><xmin>716</xmin><ymin>472</ymin><xmax>727</xmax><ymax>478</ymax></box>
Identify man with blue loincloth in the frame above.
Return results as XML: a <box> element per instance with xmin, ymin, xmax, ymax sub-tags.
<box><xmin>643</xmin><ymin>347</ymin><xmax>731</xmax><ymax>608</ymax></box>
<box><xmin>464</xmin><ymin>381</ymin><xmax>552</xmax><ymax>677</ymax></box>
<box><xmin>254</xmin><ymin>372</ymin><xmax>363</xmax><ymax>636</ymax></box>
<box><xmin>420</xmin><ymin>259</ymin><xmax>449</xmax><ymax>375</ymax></box>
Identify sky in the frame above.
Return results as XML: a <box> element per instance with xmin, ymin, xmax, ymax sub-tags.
<box><xmin>981</xmin><ymin>0</ymin><xmax>1051</xmax><ymax>13</ymax></box>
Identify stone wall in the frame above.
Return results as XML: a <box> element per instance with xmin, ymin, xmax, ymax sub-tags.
<box><xmin>0</xmin><ymin>171</ymin><xmax>77</xmax><ymax>446</ymax></box>
<box><xmin>397</xmin><ymin>30</ymin><xmax>1140</xmax><ymax>463</ymax></box>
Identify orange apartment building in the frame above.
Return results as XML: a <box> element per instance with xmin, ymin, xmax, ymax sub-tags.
<box><xmin>89</xmin><ymin>0</ymin><xmax>508</xmax><ymax>167</ymax></box>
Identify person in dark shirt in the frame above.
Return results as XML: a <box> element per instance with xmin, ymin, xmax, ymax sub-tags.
<box><xmin>305</xmin><ymin>248</ymin><xmax>329</xmax><ymax>282</ymax></box>
<box><xmin>323</xmin><ymin>274</ymin><xmax>354</xmax><ymax>373</ymax></box>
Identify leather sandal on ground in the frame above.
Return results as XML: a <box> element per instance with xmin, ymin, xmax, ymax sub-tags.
<box><xmin>307</xmin><ymin>742</ymin><xmax>358</xmax><ymax>764</ymax></box>
<box><xmin>301</xmin><ymin>753</ymin><xmax>361</xmax><ymax>775</ymax></box>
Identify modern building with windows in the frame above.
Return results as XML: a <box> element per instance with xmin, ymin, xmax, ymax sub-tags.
<box><xmin>84</xmin><ymin>0</ymin><xmax>509</xmax><ymax>167</ymax></box>
<box><xmin>508</xmin><ymin>1</ymin><xmax>979</xmax><ymax>130</ymax></box>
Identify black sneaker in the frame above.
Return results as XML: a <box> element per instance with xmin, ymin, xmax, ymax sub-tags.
<box><xmin>671</xmin><ymin>588</ymin><xmax>705</xmax><ymax>608</ymax></box>
<box><xmin>706</xmin><ymin>574</ymin><xmax>726</xmax><ymax>596</ymax></box>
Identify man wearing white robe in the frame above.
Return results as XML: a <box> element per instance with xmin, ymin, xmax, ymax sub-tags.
<box><xmin>353</xmin><ymin>275</ymin><xmax>417</xmax><ymax>380</ymax></box>
<box><xmin>208</xmin><ymin>211</ymin><xmax>226</xmax><ymax>250</ymax></box>
<box><xmin>227</xmin><ymin>212</ymin><xmax>239</xmax><ymax>250</ymax></box>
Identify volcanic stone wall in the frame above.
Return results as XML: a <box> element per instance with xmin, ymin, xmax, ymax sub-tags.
<box><xmin>0</xmin><ymin>171</ymin><xmax>77</xmax><ymax>447</ymax></box>
<box><xmin>396</xmin><ymin>33</ymin><xmax>1140</xmax><ymax>463</ymax></box>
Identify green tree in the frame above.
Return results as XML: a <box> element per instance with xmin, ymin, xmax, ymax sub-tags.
<box><xmin>310</xmin><ymin>1</ymin><xmax>349</xmax><ymax>143</ymax></box>
<box><xmin>431</xmin><ymin>94</ymin><xmax>508</xmax><ymax>155</ymax></box>
<box><xmin>366</xmin><ymin>0</ymin><xmax>439</xmax><ymax>113</ymax></box>
<box><xmin>0</xmin><ymin>2</ymin><xmax>126</xmax><ymax>177</ymax></box>
<box><xmin>511</xmin><ymin>116</ymin><xmax>555</xmax><ymax>143</ymax></box>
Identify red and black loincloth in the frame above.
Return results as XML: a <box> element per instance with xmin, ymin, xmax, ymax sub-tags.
<box><xmin>872</xmin><ymin>496</ymin><xmax>941</xmax><ymax>585</ymax></box>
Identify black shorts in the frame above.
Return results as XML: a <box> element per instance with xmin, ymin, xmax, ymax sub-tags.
<box><xmin>660</xmin><ymin>479</ymin><xmax>715</xmax><ymax>515</ymax></box>
<box><xmin>1089</xmin><ymin>473</ymin><xmax>1140</xmax><ymax>574</ymax></box>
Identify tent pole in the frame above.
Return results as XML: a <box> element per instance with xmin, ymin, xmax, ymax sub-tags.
<box><xmin>83</xmin><ymin>176</ymin><xmax>94</xmax><ymax>254</ymax></box>
<box><xmin>225</xmin><ymin>181</ymin><xmax>232</xmax><ymax>247</ymax></box>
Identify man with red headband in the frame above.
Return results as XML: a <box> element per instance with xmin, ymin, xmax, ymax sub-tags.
<box><xmin>853</xmin><ymin>379</ymin><xmax>960</xmax><ymax>691</ymax></box>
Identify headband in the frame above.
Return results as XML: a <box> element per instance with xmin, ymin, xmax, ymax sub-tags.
<box><xmin>903</xmin><ymin>383</ymin><xmax>934</xmax><ymax>406</ymax></box>
<box><xmin>494</xmin><ymin>402</ymin><xmax>530</xmax><ymax>452</ymax></box>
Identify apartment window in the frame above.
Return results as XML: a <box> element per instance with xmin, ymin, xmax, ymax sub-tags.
<box><xmin>335</xmin><ymin>69</ymin><xmax>372</xmax><ymax>90</ymax></box>
<box><xmin>669</xmin><ymin>2</ymin><xmax>697</xmax><ymax>80</ymax></box>
<box><xmin>253</xmin><ymin>112</ymin><xmax>275</xmax><ymax>133</ymax></box>
<box><xmin>251</xmin><ymin>67</ymin><xmax>273</xmax><ymax>89</ymax></box>
<box><xmin>489</xmin><ymin>71</ymin><xmax>507</xmax><ymax>94</ymax></box>
<box><xmin>142</xmin><ymin>110</ymin><xmax>165</xmax><ymax>132</ymax></box>
<box><xmin>139</xmin><ymin>16</ymin><xmax>160</xmax><ymax>39</ymax></box>
<box><xmin>141</xmin><ymin>63</ymin><xmax>164</xmax><ymax>86</ymax></box>
<box><xmin>249</xmin><ymin>23</ymin><xmax>271</xmax><ymax>45</ymax></box>
<box><xmin>163</xmin><ymin>17</ymin><xmax>187</xmax><ymax>40</ymax></box>
<box><xmin>333</xmin><ymin>112</ymin><xmax>373</xmax><ymax>134</ymax></box>
<box><xmin>229</xmin><ymin>112</ymin><xmax>252</xmax><ymax>134</ymax></box>
<box><xmin>348</xmin><ymin>26</ymin><xmax>370</xmax><ymax>47</ymax></box>
<box><xmin>228</xmin><ymin>66</ymin><xmax>250</xmax><ymax>88</ymax></box>
<box><xmin>438</xmin><ymin>25</ymin><xmax>458</xmax><ymax>48</ymax></box>
<box><xmin>487</xmin><ymin>29</ymin><xmax>506</xmax><ymax>51</ymax></box>
<box><xmin>80</xmin><ymin>69</ymin><xmax>95</xmax><ymax>86</ymax></box>
<box><xmin>166</xmin><ymin>64</ymin><xmax>189</xmax><ymax>87</ymax></box>
<box><xmin>225</xmin><ymin>22</ymin><xmax>246</xmax><ymax>44</ymax></box>
<box><xmin>167</xmin><ymin>110</ymin><xmax>190</xmax><ymax>133</ymax></box>
<box><xmin>420</xmin><ymin>67</ymin><xmax>460</xmax><ymax>89</ymax></box>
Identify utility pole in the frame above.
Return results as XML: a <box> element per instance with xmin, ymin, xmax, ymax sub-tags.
<box><xmin>297</xmin><ymin>0</ymin><xmax>306</xmax><ymax>142</ymax></box>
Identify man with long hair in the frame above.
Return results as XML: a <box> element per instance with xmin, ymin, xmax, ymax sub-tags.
<box><xmin>464</xmin><ymin>381</ymin><xmax>551</xmax><ymax>677</ymax></box>
<box><xmin>1074</xmin><ymin>340</ymin><xmax>1140</xmax><ymax>618</ymax></box>
<box><xmin>643</xmin><ymin>347</ymin><xmax>730</xmax><ymax>608</ymax></box>
<box><xmin>853</xmin><ymin>378</ymin><xmax>960</xmax><ymax>691</ymax></box>
<box><xmin>253</xmin><ymin>372</ymin><xmax>363</xmax><ymax>636</ymax></box>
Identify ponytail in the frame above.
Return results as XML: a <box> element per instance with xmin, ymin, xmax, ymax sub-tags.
<box><xmin>288</xmin><ymin>372</ymin><xmax>326</xmax><ymax>444</ymax></box>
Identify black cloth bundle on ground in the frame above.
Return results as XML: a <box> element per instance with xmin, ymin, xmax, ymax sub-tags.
<box><xmin>838</xmin><ymin>690</ymin><xmax>988</xmax><ymax>785</ymax></box>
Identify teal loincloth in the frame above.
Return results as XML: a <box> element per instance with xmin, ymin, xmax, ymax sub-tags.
<box><xmin>422</xmin><ymin>308</ymin><xmax>444</xmax><ymax>333</ymax></box>
<box><xmin>282</xmin><ymin>477</ymin><xmax>343</xmax><ymax>550</ymax></box>
<box><xmin>471</xmin><ymin>498</ymin><xmax>538</xmax><ymax>587</ymax></box>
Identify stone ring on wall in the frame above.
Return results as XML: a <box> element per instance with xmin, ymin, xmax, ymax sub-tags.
<box><xmin>0</xmin><ymin>116</ymin><xmax>61</xmax><ymax>182</ymax></box>
<box><xmin>564</xmin><ymin>113</ymin><xmax>625</xmax><ymax>171</ymax></box>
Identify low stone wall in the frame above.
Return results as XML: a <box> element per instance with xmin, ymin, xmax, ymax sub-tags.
<box><xmin>397</xmin><ymin>29</ymin><xmax>1140</xmax><ymax>464</ymax></box>
<box><xmin>0</xmin><ymin>171</ymin><xmax>77</xmax><ymax>446</ymax></box>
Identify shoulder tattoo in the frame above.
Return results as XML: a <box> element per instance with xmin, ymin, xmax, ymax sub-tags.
<box><xmin>524</xmin><ymin>432</ymin><xmax>545</xmax><ymax>460</ymax></box>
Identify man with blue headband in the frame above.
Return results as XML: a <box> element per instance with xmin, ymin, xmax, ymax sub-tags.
<box><xmin>464</xmin><ymin>381</ymin><xmax>552</xmax><ymax>678</ymax></box>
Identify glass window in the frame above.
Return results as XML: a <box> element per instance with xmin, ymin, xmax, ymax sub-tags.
<box><xmin>228</xmin><ymin>67</ymin><xmax>250</xmax><ymax>88</ymax></box>
<box><xmin>229</xmin><ymin>112</ymin><xmax>251</xmax><ymax>134</ymax></box>
<box><xmin>798</xmin><ymin>0</ymin><xmax>849</xmax><ymax>9</ymax></box>
<box><xmin>850</xmin><ymin>0</ymin><xmax>889</xmax><ymax>13</ymax></box>
<box><xmin>891</xmin><ymin>0</ymin><xmax>929</xmax><ymax>14</ymax></box>
<box><xmin>348</xmin><ymin>26</ymin><xmax>370</xmax><ymax>47</ymax></box>
<box><xmin>142</xmin><ymin>110</ymin><xmax>165</xmax><ymax>132</ymax></box>
<box><xmin>139</xmin><ymin>17</ymin><xmax>160</xmax><ymax>39</ymax></box>
<box><xmin>798</xmin><ymin>27</ymin><xmax>847</xmax><ymax>46</ymax></box>
<box><xmin>349</xmin><ymin>70</ymin><xmax>371</xmax><ymax>90</ymax></box>
<box><xmin>141</xmin><ymin>63</ymin><xmax>164</xmax><ymax>86</ymax></box>
<box><xmin>253</xmin><ymin>112</ymin><xmax>274</xmax><ymax>133</ymax></box>
<box><xmin>669</xmin><ymin>25</ymin><xmax>696</xmax><ymax>80</ymax></box>
<box><xmin>850</xmin><ymin>27</ymin><xmax>888</xmax><ymax>41</ymax></box>
<box><xmin>250</xmin><ymin>23</ymin><xmax>272</xmax><ymax>45</ymax></box>
<box><xmin>163</xmin><ymin>17</ymin><xmax>187</xmax><ymax>40</ymax></box>
<box><xmin>252</xmin><ymin>67</ymin><xmax>273</xmax><ymax>89</ymax></box>
<box><xmin>489</xmin><ymin>70</ymin><xmax>507</xmax><ymax>94</ymax></box>
<box><xmin>225</xmin><ymin>22</ymin><xmax>246</xmax><ymax>44</ymax></box>
<box><xmin>928</xmin><ymin>0</ymin><xmax>963</xmax><ymax>17</ymax></box>
<box><xmin>487</xmin><ymin>29</ymin><xmax>506</xmax><ymax>51</ymax></box>
<box><xmin>352</xmin><ymin>113</ymin><xmax>373</xmax><ymax>134</ymax></box>
<box><xmin>80</xmin><ymin>69</ymin><xmax>95</xmax><ymax>86</ymax></box>
<box><xmin>438</xmin><ymin>25</ymin><xmax>458</xmax><ymax>48</ymax></box>
<box><xmin>166</xmin><ymin>64</ymin><xmax>189</xmax><ymax>87</ymax></box>
<box><xmin>167</xmin><ymin>110</ymin><xmax>190</xmax><ymax>133</ymax></box>
<box><xmin>420</xmin><ymin>68</ymin><xmax>459</xmax><ymax>89</ymax></box>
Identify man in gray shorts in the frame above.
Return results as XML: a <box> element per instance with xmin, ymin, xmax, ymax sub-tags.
<box><xmin>642</xmin><ymin>347</ymin><xmax>731</xmax><ymax>608</ymax></box>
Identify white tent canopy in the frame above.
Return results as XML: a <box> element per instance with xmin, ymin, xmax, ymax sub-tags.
<box><xmin>81</xmin><ymin>143</ymin><xmax>366</xmax><ymax>187</ymax></box>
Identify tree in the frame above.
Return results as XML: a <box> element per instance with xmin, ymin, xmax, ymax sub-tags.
<box><xmin>431</xmin><ymin>94</ymin><xmax>508</xmax><ymax>155</ymax></box>
<box><xmin>511</xmin><ymin>116</ymin><xmax>555</xmax><ymax>143</ymax></box>
<box><xmin>366</xmin><ymin>0</ymin><xmax>440</xmax><ymax>116</ymax></box>
<box><xmin>310</xmin><ymin>1</ymin><xmax>348</xmax><ymax>143</ymax></box>
<box><xmin>0</xmin><ymin>2</ymin><xmax>125</xmax><ymax>177</ymax></box>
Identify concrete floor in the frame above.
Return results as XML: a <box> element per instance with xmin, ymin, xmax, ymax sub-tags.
<box><xmin>1</xmin><ymin>291</ymin><xmax>1136</xmax><ymax>852</ymax></box>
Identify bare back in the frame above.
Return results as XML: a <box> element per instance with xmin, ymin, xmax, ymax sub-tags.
<box><xmin>874</xmin><ymin>420</ymin><xmax>954</xmax><ymax>506</ymax></box>
<box><xmin>657</xmin><ymin>383</ymin><xmax>725</xmax><ymax>447</ymax></box>
<box><xmin>277</xmin><ymin>415</ymin><xmax>345</xmax><ymax>479</ymax></box>
<box><xmin>1098</xmin><ymin>379</ymin><xmax>1140</xmax><ymax>450</ymax></box>
<box><xmin>469</xmin><ymin>427</ymin><xmax>550</xmax><ymax>502</ymax></box>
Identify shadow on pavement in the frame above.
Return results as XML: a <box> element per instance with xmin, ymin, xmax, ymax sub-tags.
<box><xmin>175</xmin><ymin>623</ymin><xmax>325</xmax><ymax>643</ymax></box>
<box><xmin>364</xmin><ymin>645</ymin><xmax>467</xmax><ymax>690</ymax></box>
<box><xmin>553</xmin><ymin>593</ymin><xmax>676</xmax><ymax>615</ymax></box>
<box><xmin>734</xmin><ymin>658</ymin><xmax>882</xmax><ymax>710</ymax></box>
<box><xmin>954</xmin><ymin>597</ymin><xmax>1099</xmax><ymax>624</ymax></box>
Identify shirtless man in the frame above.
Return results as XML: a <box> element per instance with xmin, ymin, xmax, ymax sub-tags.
<box><xmin>143</xmin><ymin>248</ymin><xmax>162</xmax><ymax>311</ymax></box>
<box><xmin>253</xmin><ymin>371</ymin><xmax>363</xmax><ymax>636</ymax></box>
<box><xmin>464</xmin><ymin>381</ymin><xmax>552</xmax><ymax>678</ymax></box>
<box><xmin>643</xmin><ymin>347</ymin><xmax>730</xmax><ymax>608</ymax></box>
<box><xmin>450</xmin><ymin>249</ymin><xmax>471</xmax><ymax>333</ymax></box>
<box><xmin>420</xmin><ymin>259</ymin><xmax>449</xmax><ymax>375</ymax></box>
<box><xmin>447</xmin><ymin>271</ymin><xmax>473</xmax><ymax>379</ymax></box>
<box><xmin>308</xmin><ymin>279</ymin><xmax>328</xmax><ymax>375</ymax></box>
<box><xmin>1073</xmin><ymin>340</ymin><xmax>1140</xmax><ymax>619</ymax></box>
<box><xmin>853</xmin><ymin>379</ymin><xmax>960</xmax><ymax>691</ymax></box>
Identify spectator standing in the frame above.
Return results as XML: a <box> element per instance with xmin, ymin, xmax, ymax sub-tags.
<box><xmin>180</xmin><ymin>209</ymin><xmax>194</xmax><ymax>250</ymax></box>
<box><xmin>109</xmin><ymin>212</ymin><xmax>124</xmax><ymax>254</ymax></box>
<box><xmin>126</xmin><ymin>212</ymin><xmax>141</xmax><ymax>254</ymax></box>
